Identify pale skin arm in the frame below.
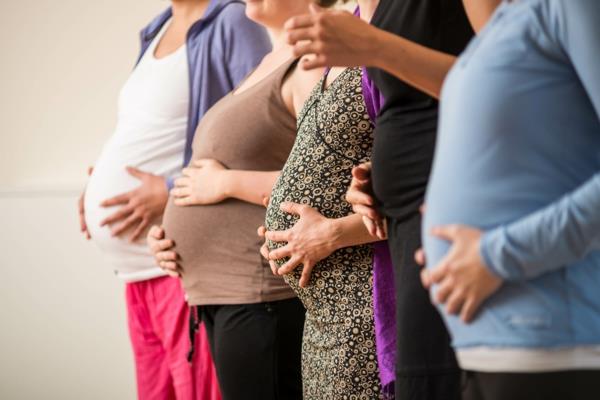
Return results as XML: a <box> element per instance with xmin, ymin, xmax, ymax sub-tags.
<box><xmin>222</xmin><ymin>170</ymin><xmax>281</xmax><ymax>206</ymax></box>
<box><xmin>285</xmin><ymin>0</ymin><xmax>501</xmax><ymax>99</ymax></box>
<box><xmin>171</xmin><ymin>159</ymin><xmax>280</xmax><ymax>207</ymax></box>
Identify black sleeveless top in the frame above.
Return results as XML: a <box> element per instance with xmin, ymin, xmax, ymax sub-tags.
<box><xmin>367</xmin><ymin>0</ymin><xmax>473</xmax><ymax>220</ymax></box>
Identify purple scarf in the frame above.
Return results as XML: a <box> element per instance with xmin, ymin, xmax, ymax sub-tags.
<box><xmin>355</xmin><ymin>7</ymin><xmax>397</xmax><ymax>397</ymax></box>
<box><xmin>362</xmin><ymin>69</ymin><xmax>397</xmax><ymax>396</ymax></box>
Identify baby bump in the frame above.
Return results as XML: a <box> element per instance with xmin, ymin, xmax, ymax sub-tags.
<box><xmin>265</xmin><ymin>183</ymin><xmax>353</xmax><ymax>257</ymax></box>
<box><xmin>161</xmin><ymin>197</ymin><xmax>204</xmax><ymax>271</ymax></box>
<box><xmin>163</xmin><ymin>197</ymin><xmax>268</xmax><ymax>274</ymax></box>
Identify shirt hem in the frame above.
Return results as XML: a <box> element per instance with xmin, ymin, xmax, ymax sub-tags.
<box><xmin>186</xmin><ymin>291</ymin><xmax>297</xmax><ymax>306</ymax></box>
<box><xmin>116</xmin><ymin>268</ymin><xmax>167</xmax><ymax>283</ymax></box>
<box><xmin>458</xmin><ymin>346</ymin><xmax>600</xmax><ymax>373</ymax></box>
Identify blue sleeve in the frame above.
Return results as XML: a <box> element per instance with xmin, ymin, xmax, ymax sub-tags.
<box><xmin>480</xmin><ymin>0</ymin><xmax>600</xmax><ymax>281</ymax></box>
<box><xmin>220</xmin><ymin>4</ymin><xmax>272</xmax><ymax>86</ymax></box>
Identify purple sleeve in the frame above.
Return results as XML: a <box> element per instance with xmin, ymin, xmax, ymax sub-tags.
<box><xmin>362</xmin><ymin>67</ymin><xmax>385</xmax><ymax>122</ymax></box>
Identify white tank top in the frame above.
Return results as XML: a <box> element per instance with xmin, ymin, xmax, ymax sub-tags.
<box><xmin>85</xmin><ymin>20</ymin><xmax>189</xmax><ymax>282</ymax></box>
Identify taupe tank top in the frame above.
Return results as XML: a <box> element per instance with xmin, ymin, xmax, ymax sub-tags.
<box><xmin>162</xmin><ymin>58</ymin><xmax>298</xmax><ymax>305</ymax></box>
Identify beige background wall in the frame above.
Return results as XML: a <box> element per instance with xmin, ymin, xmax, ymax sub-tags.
<box><xmin>0</xmin><ymin>1</ymin><xmax>356</xmax><ymax>399</ymax></box>
<box><xmin>0</xmin><ymin>1</ymin><xmax>166</xmax><ymax>399</ymax></box>
<box><xmin>0</xmin><ymin>0</ymin><xmax>167</xmax><ymax>188</ymax></box>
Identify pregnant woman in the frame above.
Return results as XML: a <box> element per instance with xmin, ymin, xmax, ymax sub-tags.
<box><xmin>423</xmin><ymin>1</ymin><xmax>600</xmax><ymax>399</ymax></box>
<box><xmin>264</xmin><ymin>65</ymin><xmax>381</xmax><ymax>397</ymax></box>
<box><xmin>80</xmin><ymin>1</ymin><xmax>270</xmax><ymax>398</ymax></box>
<box><xmin>146</xmin><ymin>1</ymin><xmax>339</xmax><ymax>399</ymax></box>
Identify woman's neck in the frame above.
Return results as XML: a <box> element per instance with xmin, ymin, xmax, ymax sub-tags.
<box><xmin>171</xmin><ymin>0</ymin><xmax>211</xmax><ymax>24</ymax></box>
<box><xmin>270</xmin><ymin>27</ymin><xmax>287</xmax><ymax>51</ymax></box>
<box><xmin>358</xmin><ymin>0</ymin><xmax>380</xmax><ymax>22</ymax></box>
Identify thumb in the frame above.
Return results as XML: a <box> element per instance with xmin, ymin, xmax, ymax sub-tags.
<box><xmin>309</xmin><ymin>3</ymin><xmax>324</xmax><ymax>14</ymax></box>
<box><xmin>149</xmin><ymin>225</ymin><xmax>165</xmax><ymax>240</ymax></box>
<box><xmin>193</xmin><ymin>159</ymin><xmax>212</xmax><ymax>168</ymax></box>
<box><xmin>126</xmin><ymin>166</ymin><xmax>146</xmax><ymax>180</ymax></box>
<box><xmin>262</xmin><ymin>196</ymin><xmax>270</xmax><ymax>208</ymax></box>
<box><xmin>431</xmin><ymin>225</ymin><xmax>460</xmax><ymax>242</ymax></box>
<box><xmin>257</xmin><ymin>225</ymin><xmax>266</xmax><ymax>238</ymax></box>
<box><xmin>352</xmin><ymin>165</ymin><xmax>370</xmax><ymax>182</ymax></box>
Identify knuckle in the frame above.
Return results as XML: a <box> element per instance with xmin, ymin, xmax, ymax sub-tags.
<box><xmin>314</xmin><ymin>14</ymin><xmax>325</xmax><ymax>26</ymax></box>
<box><xmin>314</xmin><ymin>42</ymin><xmax>326</xmax><ymax>53</ymax></box>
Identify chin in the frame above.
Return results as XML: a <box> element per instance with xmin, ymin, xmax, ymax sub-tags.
<box><xmin>245</xmin><ymin>4</ymin><xmax>267</xmax><ymax>25</ymax></box>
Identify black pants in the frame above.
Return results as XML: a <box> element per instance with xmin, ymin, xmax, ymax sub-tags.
<box><xmin>199</xmin><ymin>298</ymin><xmax>305</xmax><ymax>400</ymax></box>
<box><xmin>462</xmin><ymin>370</ymin><xmax>600</xmax><ymax>400</ymax></box>
<box><xmin>388</xmin><ymin>214</ymin><xmax>462</xmax><ymax>400</ymax></box>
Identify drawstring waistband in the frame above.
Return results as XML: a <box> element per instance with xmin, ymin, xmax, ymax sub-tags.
<box><xmin>187</xmin><ymin>306</ymin><xmax>200</xmax><ymax>363</ymax></box>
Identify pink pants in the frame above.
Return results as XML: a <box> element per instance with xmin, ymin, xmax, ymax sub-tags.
<box><xmin>126</xmin><ymin>276</ymin><xmax>221</xmax><ymax>400</ymax></box>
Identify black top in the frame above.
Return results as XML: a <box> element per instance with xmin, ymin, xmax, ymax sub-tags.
<box><xmin>367</xmin><ymin>0</ymin><xmax>473</xmax><ymax>220</ymax></box>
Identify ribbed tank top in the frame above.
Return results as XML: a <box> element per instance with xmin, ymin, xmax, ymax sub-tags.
<box><xmin>162</xmin><ymin>58</ymin><xmax>299</xmax><ymax>305</ymax></box>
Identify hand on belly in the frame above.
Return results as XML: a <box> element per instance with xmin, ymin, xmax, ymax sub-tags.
<box><xmin>422</xmin><ymin>224</ymin><xmax>503</xmax><ymax>323</ymax></box>
<box><xmin>97</xmin><ymin>166</ymin><xmax>169</xmax><ymax>242</ymax></box>
<box><xmin>262</xmin><ymin>202</ymin><xmax>340</xmax><ymax>288</ymax></box>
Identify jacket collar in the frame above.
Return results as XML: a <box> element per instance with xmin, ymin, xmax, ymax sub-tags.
<box><xmin>140</xmin><ymin>0</ymin><xmax>243</xmax><ymax>44</ymax></box>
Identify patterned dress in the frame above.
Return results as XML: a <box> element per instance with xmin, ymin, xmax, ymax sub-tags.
<box><xmin>265</xmin><ymin>67</ymin><xmax>381</xmax><ymax>399</ymax></box>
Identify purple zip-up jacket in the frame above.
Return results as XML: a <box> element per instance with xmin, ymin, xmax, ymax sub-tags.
<box><xmin>138</xmin><ymin>0</ymin><xmax>272</xmax><ymax>186</ymax></box>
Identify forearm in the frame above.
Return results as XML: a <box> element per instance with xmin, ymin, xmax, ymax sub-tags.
<box><xmin>331</xmin><ymin>213</ymin><xmax>382</xmax><ymax>250</ymax></box>
<box><xmin>369</xmin><ymin>29</ymin><xmax>457</xmax><ymax>99</ymax></box>
<box><xmin>222</xmin><ymin>170</ymin><xmax>280</xmax><ymax>206</ymax></box>
<box><xmin>481</xmin><ymin>172</ymin><xmax>600</xmax><ymax>281</ymax></box>
<box><xmin>364</xmin><ymin>0</ymin><xmax>500</xmax><ymax>99</ymax></box>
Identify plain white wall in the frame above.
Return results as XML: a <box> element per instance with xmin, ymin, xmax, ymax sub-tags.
<box><xmin>0</xmin><ymin>0</ymin><xmax>166</xmax><ymax>188</ymax></box>
<box><xmin>0</xmin><ymin>196</ymin><xmax>137</xmax><ymax>400</ymax></box>
<box><xmin>0</xmin><ymin>1</ymin><xmax>166</xmax><ymax>399</ymax></box>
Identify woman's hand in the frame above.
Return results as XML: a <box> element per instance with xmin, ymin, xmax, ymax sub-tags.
<box><xmin>147</xmin><ymin>225</ymin><xmax>181</xmax><ymax>277</ymax></box>
<box><xmin>171</xmin><ymin>159</ymin><xmax>228</xmax><ymax>206</ymax></box>
<box><xmin>100</xmin><ymin>167</ymin><xmax>168</xmax><ymax>242</ymax></box>
<box><xmin>422</xmin><ymin>225</ymin><xmax>503</xmax><ymax>323</ymax></box>
<box><xmin>345</xmin><ymin>162</ymin><xmax>386</xmax><ymax>239</ymax></box>
<box><xmin>258</xmin><ymin>225</ymin><xmax>280</xmax><ymax>274</ymax></box>
<box><xmin>285</xmin><ymin>4</ymin><xmax>382</xmax><ymax>70</ymax></box>
<box><xmin>264</xmin><ymin>202</ymin><xmax>340</xmax><ymax>288</ymax></box>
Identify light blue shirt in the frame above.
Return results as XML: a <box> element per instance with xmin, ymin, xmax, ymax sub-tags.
<box><xmin>424</xmin><ymin>0</ymin><xmax>600</xmax><ymax>349</ymax></box>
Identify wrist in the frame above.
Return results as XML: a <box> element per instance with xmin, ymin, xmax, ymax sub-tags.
<box><xmin>480</xmin><ymin>229</ymin><xmax>517</xmax><ymax>281</ymax></box>
<box><xmin>156</xmin><ymin>176</ymin><xmax>169</xmax><ymax>199</ymax></box>
<box><xmin>328</xmin><ymin>217</ymin><xmax>345</xmax><ymax>252</ymax></box>
<box><xmin>220</xmin><ymin>170</ymin><xmax>234</xmax><ymax>198</ymax></box>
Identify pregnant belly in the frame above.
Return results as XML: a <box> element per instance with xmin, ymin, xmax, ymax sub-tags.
<box><xmin>264</xmin><ymin>173</ymin><xmax>352</xmax><ymax>253</ymax></box>
<box><xmin>85</xmin><ymin>163</ymin><xmax>158</xmax><ymax>256</ymax></box>
<box><xmin>162</xmin><ymin>197</ymin><xmax>267</xmax><ymax>274</ymax></box>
